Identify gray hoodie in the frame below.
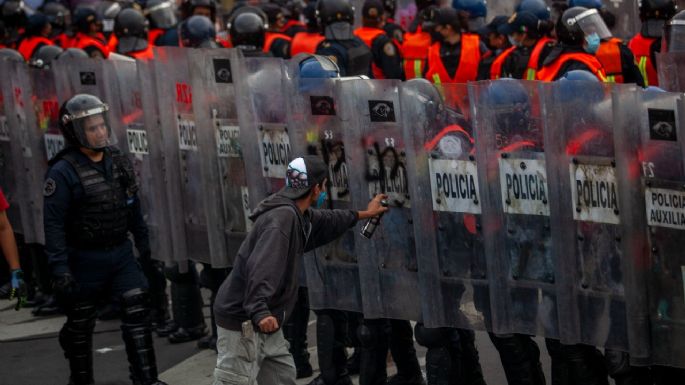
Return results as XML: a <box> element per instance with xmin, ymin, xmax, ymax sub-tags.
<box><xmin>214</xmin><ymin>193</ymin><xmax>358</xmax><ymax>331</ymax></box>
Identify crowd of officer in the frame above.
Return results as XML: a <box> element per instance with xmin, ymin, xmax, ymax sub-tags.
<box><xmin>2</xmin><ymin>0</ymin><xmax>685</xmax><ymax>385</ymax></box>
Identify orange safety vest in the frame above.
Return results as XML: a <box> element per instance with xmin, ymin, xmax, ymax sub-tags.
<box><xmin>425</xmin><ymin>34</ymin><xmax>481</xmax><ymax>84</ymax></box>
<box><xmin>53</xmin><ymin>33</ymin><xmax>72</xmax><ymax>48</ymax></box>
<box><xmin>264</xmin><ymin>32</ymin><xmax>292</xmax><ymax>54</ymax></box>
<box><xmin>72</xmin><ymin>32</ymin><xmax>110</xmax><ymax>58</ymax></box>
<box><xmin>290</xmin><ymin>31</ymin><xmax>325</xmax><ymax>56</ymax></box>
<box><xmin>401</xmin><ymin>25</ymin><xmax>431</xmax><ymax>79</ymax></box>
<box><xmin>107</xmin><ymin>34</ymin><xmax>118</xmax><ymax>51</ymax></box>
<box><xmin>536</xmin><ymin>52</ymin><xmax>607</xmax><ymax>82</ymax></box>
<box><xmin>17</xmin><ymin>36</ymin><xmax>55</xmax><ymax>60</ymax></box>
<box><xmin>490</xmin><ymin>37</ymin><xmax>554</xmax><ymax>80</ymax></box>
<box><xmin>149</xmin><ymin>29</ymin><xmax>165</xmax><ymax>46</ymax></box>
<box><xmin>128</xmin><ymin>44</ymin><xmax>155</xmax><ymax>61</ymax></box>
<box><xmin>628</xmin><ymin>33</ymin><xmax>658</xmax><ymax>86</ymax></box>
<box><xmin>596</xmin><ymin>37</ymin><xmax>624</xmax><ymax>83</ymax></box>
<box><xmin>354</xmin><ymin>27</ymin><xmax>399</xmax><ymax>79</ymax></box>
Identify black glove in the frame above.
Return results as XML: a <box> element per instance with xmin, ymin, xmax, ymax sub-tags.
<box><xmin>52</xmin><ymin>273</ymin><xmax>78</xmax><ymax>299</ymax></box>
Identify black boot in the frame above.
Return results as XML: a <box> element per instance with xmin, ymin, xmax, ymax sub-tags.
<box><xmin>60</xmin><ymin>300</ymin><xmax>97</xmax><ymax>385</ymax></box>
<box><xmin>388</xmin><ymin>320</ymin><xmax>424</xmax><ymax>385</ymax></box>
<box><xmin>165</xmin><ymin>263</ymin><xmax>207</xmax><ymax>343</ymax></box>
<box><xmin>358</xmin><ymin>319</ymin><xmax>389</xmax><ymax>385</ymax></box>
<box><xmin>313</xmin><ymin>310</ymin><xmax>351</xmax><ymax>384</ymax></box>
<box><xmin>121</xmin><ymin>289</ymin><xmax>168</xmax><ymax>385</ymax></box>
<box><xmin>490</xmin><ymin>333</ymin><xmax>546</xmax><ymax>385</ymax></box>
<box><xmin>605</xmin><ymin>349</ymin><xmax>652</xmax><ymax>385</ymax></box>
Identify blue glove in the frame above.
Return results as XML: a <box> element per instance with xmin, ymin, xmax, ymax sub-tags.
<box><xmin>9</xmin><ymin>269</ymin><xmax>27</xmax><ymax>311</ymax></box>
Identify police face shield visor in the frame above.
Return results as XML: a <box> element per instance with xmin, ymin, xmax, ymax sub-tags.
<box><xmin>572</xmin><ymin>9</ymin><xmax>612</xmax><ymax>40</ymax></box>
<box><xmin>63</xmin><ymin>105</ymin><xmax>117</xmax><ymax>150</ymax></box>
<box><xmin>146</xmin><ymin>1</ymin><xmax>178</xmax><ymax>29</ymax></box>
<box><xmin>666</xmin><ymin>20</ymin><xmax>685</xmax><ymax>52</ymax></box>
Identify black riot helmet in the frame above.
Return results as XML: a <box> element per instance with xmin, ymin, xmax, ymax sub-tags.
<box><xmin>260</xmin><ymin>2</ymin><xmax>286</xmax><ymax>29</ymax></box>
<box><xmin>664</xmin><ymin>10</ymin><xmax>685</xmax><ymax>52</ymax></box>
<box><xmin>639</xmin><ymin>0</ymin><xmax>677</xmax><ymax>37</ymax></box>
<box><xmin>0</xmin><ymin>48</ymin><xmax>24</xmax><ymax>62</ymax></box>
<box><xmin>40</xmin><ymin>1</ymin><xmax>71</xmax><ymax>33</ymax></box>
<box><xmin>144</xmin><ymin>0</ymin><xmax>178</xmax><ymax>29</ymax></box>
<box><xmin>59</xmin><ymin>94</ymin><xmax>116</xmax><ymax>151</ymax></box>
<box><xmin>114</xmin><ymin>8</ymin><xmax>149</xmax><ymax>54</ymax></box>
<box><xmin>25</xmin><ymin>13</ymin><xmax>52</xmax><ymax>37</ymax></box>
<box><xmin>1</xmin><ymin>1</ymin><xmax>29</xmax><ymax>29</ymax></box>
<box><xmin>73</xmin><ymin>7</ymin><xmax>102</xmax><ymax>33</ymax></box>
<box><xmin>30</xmin><ymin>44</ymin><xmax>63</xmax><ymax>68</ymax></box>
<box><xmin>229</xmin><ymin>10</ymin><xmax>267</xmax><ymax>49</ymax></box>
<box><xmin>179</xmin><ymin>15</ymin><xmax>218</xmax><ymax>48</ymax></box>
<box><xmin>182</xmin><ymin>0</ymin><xmax>217</xmax><ymax>21</ymax></box>
<box><xmin>316</xmin><ymin>0</ymin><xmax>354</xmax><ymax>28</ymax></box>
<box><xmin>557</xmin><ymin>6</ymin><xmax>589</xmax><ymax>45</ymax></box>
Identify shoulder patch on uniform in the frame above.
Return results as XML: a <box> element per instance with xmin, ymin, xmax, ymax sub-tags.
<box><xmin>43</xmin><ymin>178</ymin><xmax>57</xmax><ymax>197</ymax></box>
<box><xmin>383</xmin><ymin>42</ymin><xmax>397</xmax><ymax>56</ymax></box>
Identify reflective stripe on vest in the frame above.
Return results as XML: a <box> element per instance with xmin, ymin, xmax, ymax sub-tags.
<box><xmin>290</xmin><ymin>32</ymin><xmax>325</xmax><ymax>56</ymax></box>
<box><xmin>264</xmin><ymin>32</ymin><xmax>292</xmax><ymax>53</ymax></box>
<box><xmin>536</xmin><ymin>52</ymin><xmax>607</xmax><ymax>82</ymax></box>
<box><xmin>401</xmin><ymin>26</ymin><xmax>431</xmax><ymax>79</ymax></box>
<box><xmin>490</xmin><ymin>45</ymin><xmax>517</xmax><ymax>79</ymax></box>
<box><xmin>18</xmin><ymin>36</ymin><xmax>55</xmax><ymax>61</ymax></box>
<box><xmin>628</xmin><ymin>33</ymin><xmax>658</xmax><ymax>86</ymax></box>
<box><xmin>596</xmin><ymin>37</ymin><xmax>624</xmax><ymax>83</ymax></box>
<box><xmin>426</xmin><ymin>34</ymin><xmax>481</xmax><ymax>84</ymax></box>
<box><xmin>526</xmin><ymin>37</ymin><xmax>554</xmax><ymax>80</ymax></box>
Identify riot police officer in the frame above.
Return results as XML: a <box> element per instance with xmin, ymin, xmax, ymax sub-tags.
<box><xmin>179</xmin><ymin>15</ymin><xmax>219</xmax><ymax>48</ymax></box>
<box><xmin>114</xmin><ymin>8</ymin><xmax>154</xmax><ymax>60</ymax></box>
<box><xmin>401</xmin><ymin>0</ymin><xmax>438</xmax><ymax>79</ymax></box>
<box><xmin>17</xmin><ymin>13</ymin><xmax>56</xmax><ymax>61</ymax></box>
<box><xmin>290</xmin><ymin>1</ymin><xmax>325</xmax><ymax>56</ymax></box>
<box><xmin>40</xmin><ymin>0</ymin><xmax>72</xmax><ymax>48</ymax></box>
<box><xmin>537</xmin><ymin>6</ymin><xmax>607</xmax><ymax>81</ymax></box>
<box><xmin>260</xmin><ymin>2</ymin><xmax>293</xmax><ymax>58</ymax></box>
<box><xmin>44</xmin><ymin>94</ymin><xmax>167</xmax><ymax>385</ymax></box>
<box><xmin>315</xmin><ymin>0</ymin><xmax>372</xmax><ymax>77</ymax></box>
<box><xmin>70</xmin><ymin>7</ymin><xmax>110</xmax><ymax>58</ymax></box>
<box><xmin>229</xmin><ymin>7</ymin><xmax>272</xmax><ymax>57</ymax></box>
<box><xmin>354</xmin><ymin>0</ymin><xmax>403</xmax><ymax>79</ymax></box>
<box><xmin>143</xmin><ymin>0</ymin><xmax>179</xmax><ymax>46</ymax></box>
<box><xmin>628</xmin><ymin>0</ymin><xmax>677</xmax><ymax>86</ymax></box>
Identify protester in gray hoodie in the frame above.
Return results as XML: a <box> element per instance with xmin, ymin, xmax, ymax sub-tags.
<box><xmin>212</xmin><ymin>155</ymin><xmax>388</xmax><ymax>385</ymax></box>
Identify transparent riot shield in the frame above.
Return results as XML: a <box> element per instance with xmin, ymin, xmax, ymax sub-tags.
<box><xmin>0</xmin><ymin>60</ymin><xmax>28</xmax><ymax>239</ymax></box>
<box><xmin>657</xmin><ymin>52</ymin><xmax>685</xmax><ymax>92</ymax></box>
<box><xmin>4</xmin><ymin>63</ymin><xmax>65</xmax><ymax>245</ymax></box>
<box><xmin>186</xmin><ymin>48</ymin><xmax>245</xmax><ymax>268</ymax></box>
<box><xmin>283</xmin><ymin>55</ymin><xmax>362</xmax><ymax>313</ymax></box>
<box><xmin>471</xmin><ymin>79</ymin><xmax>558</xmax><ymax>338</ymax></box>
<box><xmin>232</xmin><ymin>56</ymin><xmax>289</xmax><ymax>208</ymax></box>
<box><xmin>338</xmin><ymin>78</ymin><xmax>421</xmax><ymax>321</ymax></box>
<box><xmin>99</xmin><ymin>58</ymin><xmax>175</xmax><ymax>266</ymax></box>
<box><xmin>150</xmin><ymin>47</ymin><xmax>201</xmax><ymax>266</ymax></box>
<box><xmin>542</xmin><ymin>80</ymin><xmax>639</xmax><ymax>353</ymax></box>
<box><xmin>401</xmin><ymin>80</ymin><xmax>490</xmax><ymax>330</ymax></box>
<box><xmin>614</xmin><ymin>88</ymin><xmax>685</xmax><ymax>367</ymax></box>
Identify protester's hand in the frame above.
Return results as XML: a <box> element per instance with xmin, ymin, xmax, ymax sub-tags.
<box><xmin>258</xmin><ymin>316</ymin><xmax>279</xmax><ymax>333</ymax></box>
<box><xmin>366</xmin><ymin>194</ymin><xmax>389</xmax><ymax>217</ymax></box>
<box><xmin>9</xmin><ymin>269</ymin><xmax>27</xmax><ymax>311</ymax></box>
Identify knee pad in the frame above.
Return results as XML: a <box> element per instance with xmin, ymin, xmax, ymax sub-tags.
<box><xmin>415</xmin><ymin>323</ymin><xmax>447</xmax><ymax>349</ymax></box>
<box><xmin>121</xmin><ymin>288</ymin><xmax>150</xmax><ymax>325</ymax></box>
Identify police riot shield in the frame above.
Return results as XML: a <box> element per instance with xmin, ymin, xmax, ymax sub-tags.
<box><xmin>101</xmin><ymin>58</ymin><xmax>175</xmax><ymax>266</ymax></box>
<box><xmin>186</xmin><ymin>47</ymin><xmax>245</xmax><ymax>268</ymax></box>
<box><xmin>542</xmin><ymin>80</ymin><xmax>641</xmax><ymax>353</ymax></box>
<box><xmin>401</xmin><ymin>80</ymin><xmax>490</xmax><ymax>330</ymax></box>
<box><xmin>151</xmin><ymin>47</ymin><xmax>203</xmax><ymax>267</ymax></box>
<box><xmin>657</xmin><ymin>52</ymin><xmax>685</xmax><ymax>92</ymax></box>
<box><xmin>232</xmin><ymin>56</ymin><xmax>289</xmax><ymax>209</ymax></box>
<box><xmin>5</xmin><ymin>63</ymin><xmax>65</xmax><ymax>245</ymax></box>
<box><xmin>471</xmin><ymin>79</ymin><xmax>557</xmax><ymax>337</ymax></box>
<box><xmin>283</xmin><ymin>55</ymin><xmax>362</xmax><ymax>313</ymax></box>
<box><xmin>338</xmin><ymin>78</ymin><xmax>421</xmax><ymax>321</ymax></box>
<box><xmin>0</xmin><ymin>59</ymin><xmax>28</xmax><ymax>240</ymax></box>
<box><xmin>614</xmin><ymin>88</ymin><xmax>685</xmax><ymax>367</ymax></box>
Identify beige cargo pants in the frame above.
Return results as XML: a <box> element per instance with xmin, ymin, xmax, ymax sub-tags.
<box><xmin>213</xmin><ymin>325</ymin><xmax>297</xmax><ymax>385</ymax></box>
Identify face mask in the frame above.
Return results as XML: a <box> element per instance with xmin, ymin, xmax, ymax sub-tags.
<box><xmin>316</xmin><ymin>191</ymin><xmax>328</xmax><ymax>208</ymax></box>
<box><xmin>584</xmin><ymin>32</ymin><xmax>600</xmax><ymax>54</ymax></box>
<box><xmin>508</xmin><ymin>35</ymin><xmax>521</xmax><ymax>48</ymax></box>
